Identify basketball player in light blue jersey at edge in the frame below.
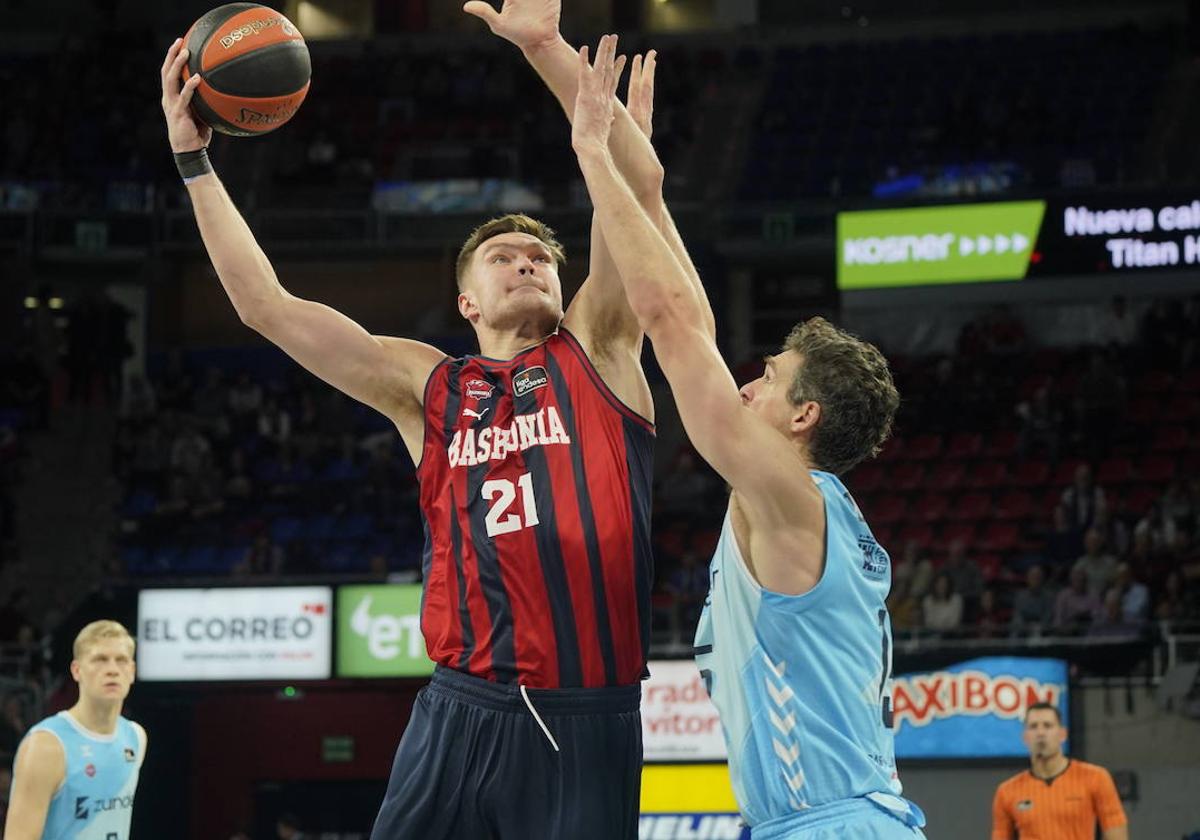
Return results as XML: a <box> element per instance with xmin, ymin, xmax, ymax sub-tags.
<box><xmin>570</xmin><ymin>36</ymin><xmax>926</xmax><ymax>839</ymax></box>
<box><xmin>4</xmin><ymin>621</ymin><xmax>146</xmax><ymax>840</ymax></box>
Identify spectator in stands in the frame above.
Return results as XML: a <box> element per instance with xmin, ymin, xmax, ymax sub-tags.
<box><xmin>886</xmin><ymin>575</ymin><xmax>920</xmax><ymax>633</ymax></box>
<box><xmin>1134</xmin><ymin>501</ymin><xmax>1179</xmax><ymax>555</ymax></box>
<box><xmin>170</xmin><ymin>419</ymin><xmax>212</xmax><ymax>478</ymax></box>
<box><xmin>1052</xmin><ymin>563</ymin><xmax>1101</xmax><ymax>634</ymax></box>
<box><xmin>227</xmin><ymin>372</ymin><xmax>264</xmax><ymax>437</ymax></box>
<box><xmin>257</xmin><ymin>395</ymin><xmax>293</xmax><ymax>451</ymax></box>
<box><xmin>922</xmin><ymin>572</ymin><xmax>963</xmax><ymax>635</ymax></box>
<box><xmin>942</xmin><ymin>537</ymin><xmax>984</xmax><ymax>614</ymax></box>
<box><xmin>896</xmin><ymin>539</ymin><xmax>934</xmax><ymax>601</ymax></box>
<box><xmin>0</xmin><ymin>693</ymin><xmax>27</xmax><ymax>755</ymax></box>
<box><xmin>665</xmin><ymin>550</ymin><xmax>708</xmax><ymax>644</ymax></box>
<box><xmin>191</xmin><ymin>367</ymin><xmax>231</xmax><ymax>438</ymax></box>
<box><xmin>1088</xmin><ymin>589</ymin><xmax>1142</xmax><ymax>641</ymax></box>
<box><xmin>1011</xmin><ymin>565</ymin><xmax>1054</xmax><ymax>635</ymax></box>
<box><xmin>1061</xmin><ymin>464</ymin><xmax>1106</xmax><ymax>535</ymax></box>
<box><xmin>1161</xmin><ymin>480</ymin><xmax>1196</xmax><ymax>533</ymax></box>
<box><xmin>224</xmin><ymin>448</ymin><xmax>254</xmax><ymax>504</ymax></box>
<box><xmin>233</xmin><ymin>533</ymin><xmax>285</xmax><ymax>577</ymax></box>
<box><xmin>1016</xmin><ymin>385</ymin><xmax>1061</xmax><ymax>464</ymax></box>
<box><xmin>975</xmin><ymin>588</ymin><xmax>1008</xmax><ymax>638</ymax></box>
<box><xmin>120</xmin><ymin>373</ymin><xmax>156</xmax><ymax>426</ymax></box>
<box><xmin>1092</xmin><ymin>507</ymin><xmax>1129</xmax><ymax>560</ymax></box>
<box><xmin>1156</xmin><ymin>571</ymin><xmax>1198</xmax><ymax>625</ymax></box>
<box><xmin>1111</xmin><ymin>563</ymin><xmax>1149</xmax><ymax>624</ymax></box>
<box><xmin>1076</xmin><ymin>528</ymin><xmax>1117</xmax><ymax>599</ymax></box>
<box><xmin>1044</xmin><ymin>504</ymin><xmax>1083</xmax><ymax>572</ymax></box>
<box><xmin>276</xmin><ymin>811</ymin><xmax>308</xmax><ymax>840</ymax></box>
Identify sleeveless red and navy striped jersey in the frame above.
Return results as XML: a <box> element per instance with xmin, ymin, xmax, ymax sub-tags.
<box><xmin>416</xmin><ymin>328</ymin><xmax>654</xmax><ymax>689</ymax></box>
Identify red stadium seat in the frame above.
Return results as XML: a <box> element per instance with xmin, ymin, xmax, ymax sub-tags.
<box><xmin>946</xmin><ymin>491</ymin><xmax>992</xmax><ymax>521</ymax></box>
<box><xmin>1151</xmin><ymin>426</ymin><xmax>1190</xmax><ymax>453</ymax></box>
<box><xmin>897</xmin><ymin>523</ymin><xmax>934</xmax><ymax>548</ymax></box>
<box><xmin>925</xmin><ymin>461</ymin><xmax>966</xmax><ymax>491</ymax></box>
<box><xmin>1121</xmin><ymin>485</ymin><xmax>1160</xmax><ymax>518</ymax></box>
<box><xmin>994</xmin><ymin>490</ymin><xmax>1034</xmax><ymax>521</ymax></box>
<box><xmin>963</xmin><ymin>460</ymin><xmax>1008</xmax><ymax>489</ymax></box>
<box><xmin>978</xmin><ymin>522</ymin><xmax>1020</xmax><ymax>552</ymax></box>
<box><xmin>975</xmin><ymin>553</ymin><xmax>1004</xmax><ymax>582</ymax></box>
<box><xmin>1010</xmin><ymin>460</ymin><xmax>1051</xmax><ymax>488</ymax></box>
<box><xmin>914</xmin><ymin>492</ymin><xmax>950</xmax><ymax>523</ymax></box>
<box><xmin>1162</xmin><ymin>395</ymin><xmax>1200</xmax><ymax>422</ymax></box>
<box><xmin>1097</xmin><ymin>456</ymin><xmax>1135</xmax><ymax>485</ymax></box>
<box><xmin>848</xmin><ymin>463</ymin><xmax>884</xmax><ymax>494</ymax></box>
<box><xmin>870</xmin><ymin>496</ymin><xmax>908</xmax><ymax>525</ymax></box>
<box><xmin>905</xmin><ymin>434</ymin><xmax>943</xmax><ymax>461</ymax></box>
<box><xmin>983</xmin><ymin>430</ymin><xmax>1019</xmax><ymax>459</ymax></box>
<box><xmin>945</xmin><ymin>432</ymin><xmax>983</xmax><ymax>460</ymax></box>
<box><xmin>890</xmin><ymin>462</ymin><xmax>926</xmax><ymax>491</ymax></box>
<box><xmin>937</xmin><ymin>521</ymin><xmax>977</xmax><ymax>549</ymax></box>
<box><xmin>1051</xmin><ymin>458</ymin><xmax>1086</xmax><ymax>488</ymax></box>
<box><xmin>1138</xmin><ymin>455</ymin><xmax>1176</xmax><ymax>484</ymax></box>
<box><xmin>877</xmin><ymin>436</ymin><xmax>904</xmax><ymax>463</ymax></box>
<box><xmin>1178</xmin><ymin>369</ymin><xmax>1200</xmax><ymax>393</ymax></box>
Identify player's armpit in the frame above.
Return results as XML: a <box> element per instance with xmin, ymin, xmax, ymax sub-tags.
<box><xmin>3</xmin><ymin>732</ymin><xmax>64</xmax><ymax>840</ymax></box>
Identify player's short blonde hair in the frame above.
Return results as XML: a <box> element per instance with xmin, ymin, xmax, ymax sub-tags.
<box><xmin>73</xmin><ymin>620</ymin><xmax>136</xmax><ymax>660</ymax></box>
<box><xmin>455</xmin><ymin>214</ymin><xmax>566</xmax><ymax>290</ymax></box>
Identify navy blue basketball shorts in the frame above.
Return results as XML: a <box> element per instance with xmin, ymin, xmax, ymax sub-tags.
<box><xmin>370</xmin><ymin>665</ymin><xmax>643</xmax><ymax>840</ymax></box>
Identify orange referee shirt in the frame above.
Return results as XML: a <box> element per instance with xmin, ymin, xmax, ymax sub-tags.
<box><xmin>992</xmin><ymin>759</ymin><xmax>1127</xmax><ymax>840</ymax></box>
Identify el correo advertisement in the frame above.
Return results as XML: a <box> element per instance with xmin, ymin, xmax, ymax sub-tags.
<box><xmin>137</xmin><ymin>587</ymin><xmax>333</xmax><ymax>681</ymax></box>
<box><xmin>336</xmin><ymin>584</ymin><xmax>434</xmax><ymax>678</ymax></box>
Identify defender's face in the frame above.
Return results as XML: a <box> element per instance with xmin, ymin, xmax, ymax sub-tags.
<box><xmin>459</xmin><ymin>233</ymin><xmax>564</xmax><ymax>332</ymax></box>
<box><xmin>72</xmin><ymin>639</ymin><xmax>135</xmax><ymax>704</ymax></box>
<box><xmin>739</xmin><ymin>350</ymin><xmax>806</xmax><ymax>435</ymax></box>
<box><xmin>1022</xmin><ymin>709</ymin><xmax>1066</xmax><ymax>760</ymax></box>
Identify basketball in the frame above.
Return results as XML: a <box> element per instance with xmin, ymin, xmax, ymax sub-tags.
<box><xmin>181</xmin><ymin>2</ymin><xmax>310</xmax><ymax>137</ymax></box>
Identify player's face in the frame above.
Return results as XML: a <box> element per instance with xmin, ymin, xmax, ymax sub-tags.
<box><xmin>459</xmin><ymin>233</ymin><xmax>564</xmax><ymax>334</ymax></box>
<box><xmin>738</xmin><ymin>350</ymin><xmax>817</xmax><ymax>439</ymax></box>
<box><xmin>1022</xmin><ymin>709</ymin><xmax>1067</xmax><ymax>760</ymax></box>
<box><xmin>72</xmin><ymin>639</ymin><xmax>135</xmax><ymax>704</ymax></box>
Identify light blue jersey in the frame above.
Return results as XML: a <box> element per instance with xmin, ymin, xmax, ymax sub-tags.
<box><xmin>23</xmin><ymin>711</ymin><xmax>143</xmax><ymax>840</ymax></box>
<box><xmin>694</xmin><ymin>471</ymin><xmax>925</xmax><ymax>837</ymax></box>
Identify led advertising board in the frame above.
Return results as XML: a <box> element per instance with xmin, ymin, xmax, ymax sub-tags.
<box><xmin>336</xmin><ymin>584</ymin><xmax>434</xmax><ymax>678</ymax></box>
<box><xmin>138</xmin><ymin>587</ymin><xmax>332</xmax><ymax>681</ymax></box>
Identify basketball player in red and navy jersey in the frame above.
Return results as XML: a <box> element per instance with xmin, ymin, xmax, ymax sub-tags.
<box><xmin>159</xmin><ymin>0</ymin><xmax>705</xmax><ymax>832</ymax></box>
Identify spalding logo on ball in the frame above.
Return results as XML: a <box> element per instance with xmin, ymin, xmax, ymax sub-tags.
<box><xmin>182</xmin><ymin>2</ymin><xmax>311</xmax><ymax>137</ymax></box>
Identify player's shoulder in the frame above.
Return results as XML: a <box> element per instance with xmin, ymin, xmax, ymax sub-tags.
<box><xmin>17</xmin><ymin>726</ymin><xmax>66</xmax><ymax>765</ymax></box>
<box><xmin>1068</xmin><ymin>759</ymin><xmax>1112</xmax><ymax>782</ymax></box>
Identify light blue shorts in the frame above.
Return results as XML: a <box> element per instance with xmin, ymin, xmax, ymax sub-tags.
<box><xmin>751</xmin><ymin>797</ymin><xmax>927</xmax><ymax>840</ymax></box>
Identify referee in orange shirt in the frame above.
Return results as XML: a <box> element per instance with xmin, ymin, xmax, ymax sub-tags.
<box><xmin>992</xmin><ymin>702</ymin><xmax>1128</xmax><ymax>839</ymax></box>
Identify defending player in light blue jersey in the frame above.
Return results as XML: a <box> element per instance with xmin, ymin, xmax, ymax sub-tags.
<box><xmin>569</xmin><ymin>36</ymin><xmax>926</xmax><ymax>838</ymax></box>
<box><xmin>4</xmin><ymin>621</ymin><xmax>146</xmax><ymax>840</ymax></box>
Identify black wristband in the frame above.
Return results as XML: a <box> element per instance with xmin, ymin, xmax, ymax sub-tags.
<box><xmin>174</xmin><ymin>147</ymin><xmax>213</xmax><ymax>183</ymax></box>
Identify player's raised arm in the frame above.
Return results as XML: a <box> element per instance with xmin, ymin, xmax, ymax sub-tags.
<box><xmin>159</xmin><ymin>39</ymin><xmax>445</xmax><ymax>443</ymax></box>
<box><xmin>3</xmin><ymin>732</ymin><xmax>64</xmax><ymax>840</ymax></box>
<box><xmin>571</xmin><ymin>37</ymin><xmax>823</xmax><ymax>591</ymax></box>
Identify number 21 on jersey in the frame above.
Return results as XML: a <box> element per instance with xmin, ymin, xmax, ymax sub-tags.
<box><xmin>482</xmin><ymin>472</ymin><xmax>540</xmax><ymax>537</ymax></box>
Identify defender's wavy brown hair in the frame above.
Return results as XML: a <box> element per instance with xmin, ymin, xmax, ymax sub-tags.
<box><xmin>783</xmin><ymin>317</ymin><xmax>900</xmax><ymax>475</ymax></box>
<box><xmin>455</xmin><ymin>214</ymin><xmax>566</xmax><ymax>290</ymax></box>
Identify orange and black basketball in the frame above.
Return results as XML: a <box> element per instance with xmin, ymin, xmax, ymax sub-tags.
<box><xmin>182</xmin><ymin>3</ymin><xmax>310</xmax><ymax>137</ymax></box>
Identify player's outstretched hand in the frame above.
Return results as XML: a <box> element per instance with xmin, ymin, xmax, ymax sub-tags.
<box><xmin>626</xmin><ymin>50</ymin><xmax>657</xmax><ymax>140</ymax></box>
<box><xmin>572</xmin><ymin>35</ymin><xmax>626</xmax><ymax>156</ymax></box>
<box><xmin>463</xmin><ymin>0</ymin><xmax>561</xmax><ymax>52</ymax></box>
<box><xmin>160</xmin><ymin>38</ymin><xmax>212</xmax><ymax>153</ymax></box>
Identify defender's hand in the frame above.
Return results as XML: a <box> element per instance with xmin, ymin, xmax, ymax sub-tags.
<box><xmin>462</xmin><ymin>0</ymin><xmax>561</xmax><ymax>52</ymax></box>
<box><xmin>627</xmin><ymin>51</ymin><xmax>657</xmax><ymax>140</ymax></box>
<box><xmin>572</xmin><ymin>35</ymin><xmax>626</xmax><ymax>155</ymax></box>
<box><xmin>160</xmin><ymin>38</ymin><xmax>212</xmax><ymax>153</ymax></box>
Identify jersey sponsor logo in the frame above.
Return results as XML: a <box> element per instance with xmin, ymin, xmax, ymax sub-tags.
<box><xmin>124</xmin><ymin>746</ymin><xmax>136</xmax><ymax>762</ymax></box>
<box><xmin>76</xmin><ymin>796</ymin><xmax>89</xmax><ymax>819</ymax></box>
<box><xmin>1016</xmin><ymin>799</ymin><xmax>1034</xmax><ymax>811</ymax></box>
<box><xmin>447</xmin><ymin>405</ymin><xmax>572</xmax><ymax>469</ymax></box>
<box><xmin>85</xmin><ymin>763</ymin><xmax>96</xmax><ymax>778</ymax></box>
<box><xmin>464</xmin><ymin>378</ymin><xmax>495</xmax><ymax>401</ymax></box>
<box><xmin>637</xmin><ymin>814</ymin><xmax>747</xmax><ymax>839</ymax></box>
<box><xmin>891</xmin><ymin>669</ymin><xmax>1061</xmax><ymax>729</ymax></box>
<box><xmin>857</xmin><ymin>535</ymin><xmax>889</xmax><ymax>580</ymax></box>
<box><xmin>512</xmin><ymin>365</ymin><xmax>549</xmax><ymax>397</ymax></box>
<box><xmin>462</xmin><ymin>406</ymin><xmax>489</xmax><ymax>421</ymax></box>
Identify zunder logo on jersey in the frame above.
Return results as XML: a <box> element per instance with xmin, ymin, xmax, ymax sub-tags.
<box><xmin>447</xmin><ymin>405</ymin><xmax>572</xmax><ymax>468</ymax></box>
